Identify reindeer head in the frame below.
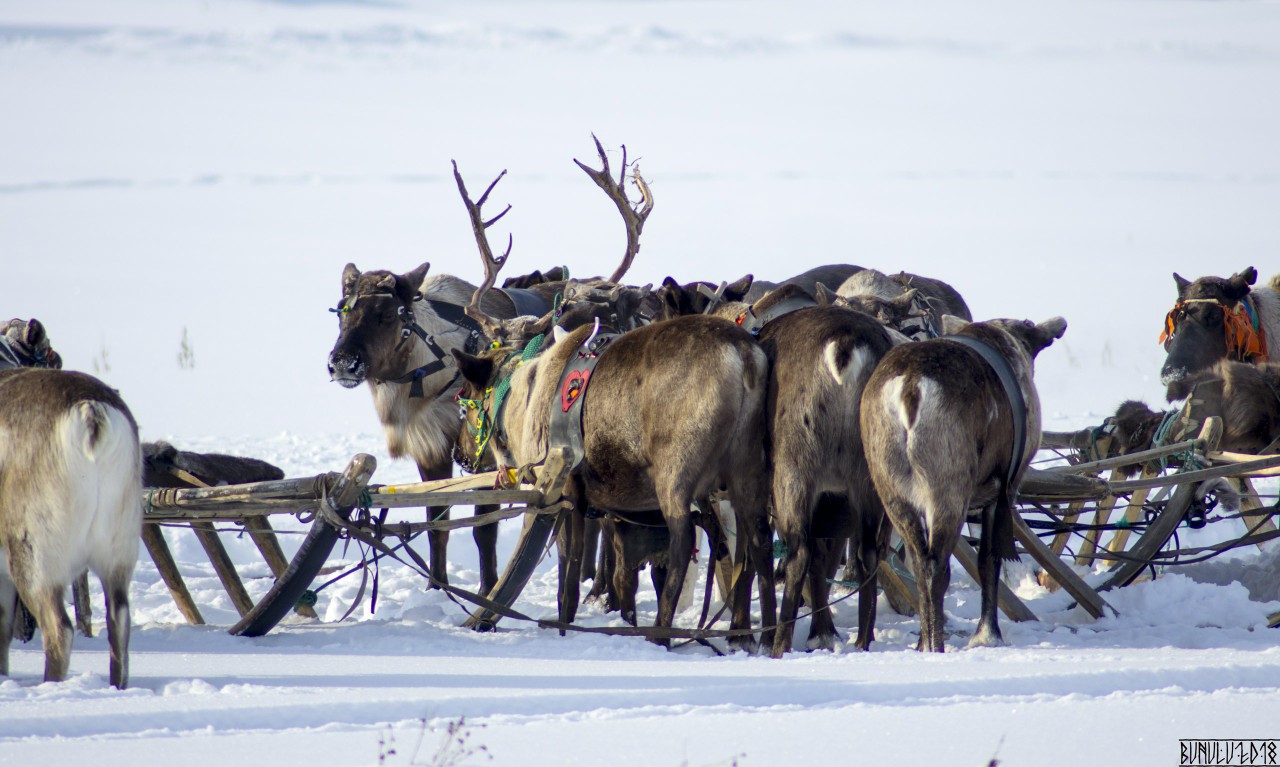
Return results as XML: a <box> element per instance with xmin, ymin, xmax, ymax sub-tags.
<box><xmin>1</xmin><ymin>318</ymin><xmax>62</xmax><ymax>369</ymax></box>
<box><xmin>1160</xmin><ymin>267</ymin><xmax>1260</xmax><ymax>401</ymax></box>
<box><xmin>326</xmin><ymin>262</ymin><xmax>431</xmax><ymax>388</ymax></box>
<box><xmin>984</xmin><ymin>317</ymin><xmax>1069</xmax><ymax>360</ymax></box>
<box><xmin>654</xmin><ymin>275</ymin><xmax>754</xmax><ymax>321</ymax></box>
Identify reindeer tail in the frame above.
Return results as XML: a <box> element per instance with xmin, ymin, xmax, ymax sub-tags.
<box><xmin>822</xmin><ymin>337</ymin><xmax>872</xmax><ymax>387</ymax></box>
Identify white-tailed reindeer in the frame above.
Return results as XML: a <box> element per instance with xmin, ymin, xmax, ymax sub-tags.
<box><xmin>0</xmin><ymin>368</ymin><xmax>142</xmax><ymax>688</ymax></box>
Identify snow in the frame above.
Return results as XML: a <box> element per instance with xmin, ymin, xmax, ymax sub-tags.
<box><xmin>2</xmin><ymin>0</ymin><xmax>1280</xmax><ymax>764</ymax></box>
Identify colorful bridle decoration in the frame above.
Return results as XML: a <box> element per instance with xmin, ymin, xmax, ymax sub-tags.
<box><xmin>454</xmin><ymin>334</ymin><xmax>547</xmax><ymax>463</ymax></box>
<box><xmin>1159</xmin><ymin>296</ymin><xmax>1268</xmax><ymax>362</ymax></box>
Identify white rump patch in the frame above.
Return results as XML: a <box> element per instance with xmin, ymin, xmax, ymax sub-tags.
<box><xmin>823</xmin><ymin>342</ymin><xmax>871</xmax><ymax>386</ymax></box>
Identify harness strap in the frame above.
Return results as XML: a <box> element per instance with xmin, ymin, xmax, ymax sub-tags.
<box><xmin>380</xmin><ymin>298</ymin><xmax>486</xmax><ymax>398</ymax></box>
<box><xmin>735</xmin><ymin>295</ymin><xmax>818</xmax><ymax>336</ymax></box>
<box><xmin>942</xmin><ymin>335</ymin><xmax>1029</xmax><ymax>493</ymax></box>
<box><xmin>497</xmin><ymin>287</ymin><xmax>553</xmax><ymax>318</ymax></box>
<box><xmin>0</xmin><ymin>338</ymin><xmax>22</xmax><ymax>370</ymax></box>
<box><xmin>548</xmin><ymin>325</ymin><xmax>620</xmax><ymax>476</ymax></box>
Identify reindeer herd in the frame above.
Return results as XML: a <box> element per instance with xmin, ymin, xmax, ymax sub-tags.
<box><xmin>2</xmin><ymin>137</ymin><xmax>1277</xmax><ymax>689</ymax></box>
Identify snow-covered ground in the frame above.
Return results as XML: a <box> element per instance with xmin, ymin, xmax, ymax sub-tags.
<box><xmin>3</xmin><ymin>1</ymin><xmax>1280</xmax><ymax>764</ymax></box>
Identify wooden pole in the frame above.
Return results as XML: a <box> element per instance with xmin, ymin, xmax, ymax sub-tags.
<box><xmin>192</xmin><ymin>521</ymin><xmax>255</xmax><ymax>618</ymax></box>
<box><xmin>141</xmin><ymin>525</ymin><xmax>205</xmax><ymax>625</ymax></box>
<box><xmin>230</xmin><ymin>454</ymin><xmax>377</xmax><ymax>637</ymax></box>
<box><xmin>242</xmin><ymin>517</ymin><xmax>317</xmax><ymax>619</ymax></box>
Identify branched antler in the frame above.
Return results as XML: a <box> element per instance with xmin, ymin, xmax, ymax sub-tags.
<box><xmin>574</xmin><ymin>134</ymin><xmax>654</xmax><ymax>284</ymax></box>
<box><xmin>453</xmin><ymin>160</ymin><xmax>514</xmax><ymax>339</ymax></box>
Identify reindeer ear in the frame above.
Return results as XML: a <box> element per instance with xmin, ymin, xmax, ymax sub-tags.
<box><xmin>23</xmin><ymin>318</ymin><xmax>46</xmax><ymax>347</ymax></box>
<box><xmin>939</xmin><ymin>314</ymin><xmax>969</xmax><ymax>335</ymax></box>
<box><xmin>398</xmin><ymin>262</ymin><xmax>431</xmax><ymax>301</ymax></box>
<box><xmin>659</xmin><ymin>282</ymin><xmax>685</xmax><ymax>318</ymax></box>
<box><xmin>451</xmin><ymin>349</ymin><xmax>494</xmax><ymax>387</ymax></box>
<box><xmin>814</xmin><ymin>283</ymin><xmax>837</xmax><ymax>307</ymax></box>
<box><xmin>1037</xmin><ymin>316</ymin><xmax>1068</xmax><ymax>341</ymax></box>
<box><xmin>725</xmin><ymin>274</ymin><xmax>754</xmax><ymax>302</ymax></box>
<box><xmin>891</xmin><ymin>289</ymin><xmax>919</xmax><ymax>309</ymax></box>
<box><xmin>1173</xmin><ymin>272</ymin><xmax>1191</xmax><ymax>295</ymax></box>
<box><xmin>342</xmin><ymin>263</ymin><xmax>361</xmax><ymax>296</ymax></box>
<box><xmin>1226</xmin><ymin>267</ymin><xmax>1258</xmax><ymax>300</ymax></box>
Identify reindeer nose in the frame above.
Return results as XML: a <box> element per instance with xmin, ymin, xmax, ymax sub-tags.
<box><xmin>327</xmin><ymin>353</ymin><xmax>362</xmax><ymax>379</ymax></box>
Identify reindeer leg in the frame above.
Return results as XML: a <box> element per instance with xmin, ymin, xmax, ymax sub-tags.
<box><xmin>805</xmin><ymin>537</ymin><xmax>843</xmax><ymax>653</ymax></box>
<box><xmin>771</xmin><ymin>482</ymin><xmax>812</xmax><ymax>658</ymax></box>
<box><xmin>585</xmin><ymin>517</ymin><xmax>614</xmax><ymax>605</ymax></box>
<box><xmin>29</xmin><ymin>582</ymin><xmax>73</xmax><ymax>683</ymax></box>
<box><xmin>655</xmin><ymin>497</ymin><xmax>695</xmax><ymax>647</ymax></box>
<box><xmin>610</xmin><ymin>526</ymin><xmax>639</xmax><ymax>626</ymax></box>
<box><xmin>886</xmin><ymin>497</ymin><xmax>934</xmax><ymax>652</ymax></box>
<box><xmin>581</xmin><ymin>517</ymin><xmax>600</xmax><ymax>583</ymax></box>
<box><xmin>101</xmin><ymin>567</ymin><xmax>132</xmax><ymax>689</ymax></box>
<box><xmin>968</xmin><ymin>501</ymin><xmax>1007</xmax><ymax>649</ymax></box>
<box><xmin>561</xmin><ymin>502</ymin><xmax>586</xmax><ymax>627</ymax></box>
<box><xmin>0</xmin><ymin>568</ymin><xmax>15</xmax><ymax>677</ymax></box>
<box><xmin>852</xmin><ymin>511</ymin><xmax>890</xmax><ymax>652</ymax></box>
<box><xmin>418</xmin><ymin>460</ymin><xmax>452</xmax><ymax>590</ymax></box>
<box><xmin>921</xmin><ymin>522</ymin><xmax>958</xmax><ymax>654</ymax></box>
<box><xmin>473</xmin><ymin>504</ymin><xmax>499</xmax><ymax>596</ymax></box>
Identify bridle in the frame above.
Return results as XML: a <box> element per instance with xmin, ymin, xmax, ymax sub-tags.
<box><xmin>332</xmin><ymin>290</ymin><xmax>484</xmax><ymax>399</ymax></box>
<box><xmin>1159</xmin><ymin>296</ymin><xmax>1268</xmax><ymax>362</ymax></box>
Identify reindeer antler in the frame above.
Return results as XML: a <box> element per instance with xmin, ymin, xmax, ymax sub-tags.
<box><xmin>453</xmin><ymin>160</ymin><xmax>514</xmax><ymax>339</ymax></box>
<box><xmin>574</xmin><ymin>135</ymin><xmax>654</xmax><ymax>284</ymax></box>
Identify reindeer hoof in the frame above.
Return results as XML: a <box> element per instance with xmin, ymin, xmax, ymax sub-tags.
<box><xmin>965</xmin><ymin>625</ymin><xmax>1007</xmax><ymax>649</ymax></box>
<box><xmin>728</xmin><ymin>635</ymin><xmax>760</xmax><ymax>655</ymax></box>
<box><xmin>805</xmin><ymin>632</ymin><xmax>844</xmax><ymax>654</ymax></box>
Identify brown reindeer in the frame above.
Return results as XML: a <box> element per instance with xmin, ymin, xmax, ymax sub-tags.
<box><xmin>1104</xmin><ymin>359</ymin><xmax>1280</xmax><ymax>460</ymax></box>
<box><xmin>666</xmin><ymin>283</ymin><xmax>905</xmax><ymax>655</ymax></box>
<box><xmin>1159</xmin><ymin>267</ymin><xmax>1280</xmax><ymax>401</ymax></box>
<box><xmin>0</xmin><ymin>368</ymin><xmax>142</xmax><ymax>688</ymax></box>
<box><xmin>449</xmin><ymin>158</ymin><xmax>774</xmax><ymax>650</ymax></box>
<box><xmin>835</xmin><ymin>268</ymin><xmax>972</xmax><ymax>341</ymax></box>
<box><xmin>750</xmin><ymin>293</ymin><xmax>898</xmax><ymax>656</ymax></box>
<box><xmin>861</xmin><ymin>316</ymin><xmax>1066</xmax><ymax>652</ymax></box>
<box><xmin>326</xmin><ymin>139</ymin><xmax>653</xmax><ymax>598</ymax></box>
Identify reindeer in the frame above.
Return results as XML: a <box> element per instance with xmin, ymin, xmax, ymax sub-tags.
<box><xmin>834</xmin><ymin>268</ymin><xmax>972</xmax><ymax>341</ymax></box>
<box><xmin>658</xmin><ymin>283</ymin><xmax>901</xmax><ymax>655</ymax></box>
<box><xmin>1</xmin><ymin>318</ymin><xmax>62</xmax><ymax>370</ymax></box>
<box><xmin>747</xmin><ymin>290</ymin><xmax>898</xmax><ymax>656</ymax></box>
<box><xmin>0</xmin><ymin>368</ymin><xmax>142</xmax><ymax>688</ymax></box>
<box><xmin>653</xmin><ymin>264</ymin><xmax>866</xmax><ymax>321</ymax></box>
<box><xmin>1159</xmin><ymin>267</ymin><xmax>1280</xmax><ymax>401</ymax></box>
<box><xmin>326</xmin><ymin>139</ymin><xmax>653</xmax><ymax>597</ymax></box>
<box><xmin>861</xmin><ymin>316</ymin><xmax>1066</xmax><ymax>652</ymax></box>
<box><xmin>449</xmin><ymin>159</ymin><xmax>774</xmax><ymax>650</ymax></box>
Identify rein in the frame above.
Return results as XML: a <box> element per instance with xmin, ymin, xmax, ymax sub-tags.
<box><xmin>1159</xmin><ymin>296</ymin><xmax>1268</xmax><ymax>363</ymax></box>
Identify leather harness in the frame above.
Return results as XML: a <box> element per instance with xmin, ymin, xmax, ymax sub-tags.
<box><xmin>734</xmin><ymin>295</ymin><xmax>818</xmax><ymax>336</ymax></box>
<box><xmin>547</xmin><ymin>325</ymin><xmax>620</xmax><ymax>478</ymax></box>
<box><xmin>942</xmin><ymin>334</ymin><xmax>1029</xmax><ymax>495</ymax></box>
<box><xmin>338</xmin><ymin>287</ymin><xmax>552</xmax><ymax>399</ymax></box>
<box><xmin>0</xmin><ymin>338</ymin><xmax>22</xmax><ymax>370</ymax></box>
